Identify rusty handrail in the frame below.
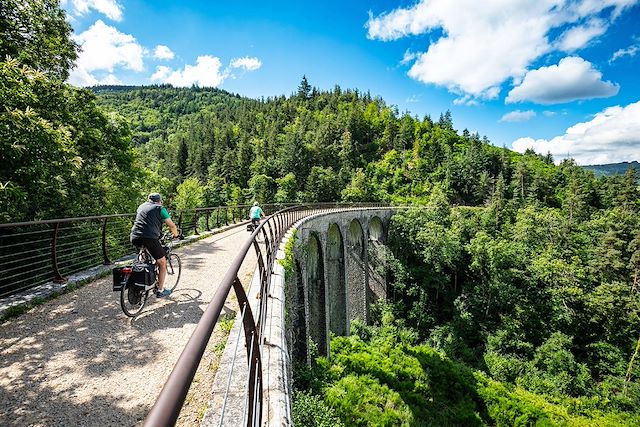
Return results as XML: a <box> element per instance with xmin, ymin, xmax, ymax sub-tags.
<box><xmin>0</xmin><ymin>204</ymin><xmax>288</xmax><ymax>298</ymax></box>
<box><xmin>144</xmin><ymin>203</ymin><xmax>386</xmax><ymax>426</ymax></box>
<box><xmin>143</xmin><ymin>205</ymin><xmax>302</xmax><ymax>426</ymax></box>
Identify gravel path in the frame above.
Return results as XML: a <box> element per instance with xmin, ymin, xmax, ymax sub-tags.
<box><xmin>0</xmin><ymin>227</ymin><xmax>258</xmax><ymax>426</ymax></box>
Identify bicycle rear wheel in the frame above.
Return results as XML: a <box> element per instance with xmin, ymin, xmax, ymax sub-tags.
<box><xmin>120</xmin><ymin>282</ymin><xmax>149</xmax><ymax>317</ymax></box>
<box><xmin>164</xmin><ymin>253</ymin><xmax>181</xmax><ymax>292</ymax></box>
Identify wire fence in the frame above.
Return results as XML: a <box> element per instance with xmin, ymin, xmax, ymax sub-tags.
<box><xmin>144</xmin><ymin>202</ymin><xmax>386</xmax><ymax>427</ymax></box>
<box><xmin>0</xmin><ymin>204</ymin><xmax>292</xmax><ymax>298</ymax></box>
<box><xmin>1</xmin><ymin>201</ymin><xmax>388</xmax><ymax>427</ymax></box>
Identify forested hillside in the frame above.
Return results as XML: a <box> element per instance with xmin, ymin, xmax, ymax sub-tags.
<box><xmin>0</xmin><ymin>0</ymin><xmax>141</xmax><ymax>222</ymax></box>
<box><xmin>582</xmin><ymin>161</ymin><xmax>640</xmax><ymax>177</ymax></box>
<box><xmin>93</xmin><ymin>82</ymin><xmax>492</xmax><ymax>207</ymax></box>
<box><xmin>3</xmin><ymin>2</ymin><xmax>640</xmax><ymax>425</ymax></box>
<box><xmin>93</xmin><ymin>83</ymin><xmax>570</xmax><ymax>209</ymax></box>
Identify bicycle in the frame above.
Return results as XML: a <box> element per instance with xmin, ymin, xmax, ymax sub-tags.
<box><xmin>117</xmin><ymin>231</ymin><xmax>182</xmax><ymax>317</ymax></box>
<box><xmin>246</xmin><ymin>218</ymin><xmax>260</xmax><ymax>233</ymax></box>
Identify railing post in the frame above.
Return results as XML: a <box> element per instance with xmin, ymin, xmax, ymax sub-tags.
<box><xmin>177</xmin><ymin>212</ymin><xmax>183</xmax><ymax>234</ymax></box>
<box><xmin>51</xmin><ymin>223</ymin><xmax>66</xmax><ymax>283</ymax></box>
<box><xmin>193</xmin><ymin>210</ymin><xmax>199</xmax><ymax>235</ymax></box>
<box><xmin>205</xmin><ymin>210</ymin><xmax>210</xmax><ymax>230</ymax></box>
<box><xmin>101</xmin><ymin>217</ymin><xmax>111</xmax><ymax>265</ymax></box>
<box><xmin>232</xmin><ymin>277</ymin><xmax>263</xmax><ymax>427</ymax></box>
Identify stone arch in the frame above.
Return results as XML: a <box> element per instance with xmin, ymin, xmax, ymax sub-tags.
<box><xmin>306</xmin><ymin>233</ymin><xmax>327</xmax><ymax>356</ymax></box>
<box><xmin>326</xmin><ymin>223</ymin><xmax>346</xmax><ymax>336</ymax></box>
<box><xmin>367</xmin><ymin>216</ymin><xmax>387</xmax><ymax>310</ymax></box>
<box><xmin>368</xmin><ymin>216</ymin><xmax>385</xmax><ymax>243</ymax></box>
<box><xmin>347</xmin><ymin>219</ymin><xmax>365</xmax><ymax>258</ymax></box>
<box><xmin>292</xmin><ymin>260</ymin><xmax>307</xmax><ymax>363</ymax></box>
<box><xmin>345</xmin><ymin>219</ymin><xmax>366</xmax><ymax>322</ymax></box>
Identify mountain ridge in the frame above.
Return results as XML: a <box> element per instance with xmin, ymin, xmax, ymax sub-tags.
<box><xmin>581</xmin><ymin>160</ymin><xmax>640</xmax><ymax>176</ymax></box>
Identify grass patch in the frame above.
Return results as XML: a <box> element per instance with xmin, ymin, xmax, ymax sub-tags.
<box><xmin>280</xmin><ymin>228</ymin><xmax>297</xmax><ymax>277</ymax></box>
<box><xmin>198</xmin><ymin>403</ymin><xmax>208</xmax><ymax>421</ymax></box>
<box><xmin>219</xmin><ymin>315</ymin><xmax>235</xmax><ymax>334</ymax></box>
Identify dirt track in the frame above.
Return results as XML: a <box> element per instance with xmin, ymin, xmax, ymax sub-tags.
<box><xmin>0</xmin><ymin>227</ymin><xmax>258</xmax><ymax>426</ymax></box>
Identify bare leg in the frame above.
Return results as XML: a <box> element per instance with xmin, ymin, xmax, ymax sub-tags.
<box><xmin>156</xmin><ymin>256</ymin><xmax>167</xmax><ymax>290</ymax></box>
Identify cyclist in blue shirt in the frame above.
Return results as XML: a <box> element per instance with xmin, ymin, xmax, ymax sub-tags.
<box><xmin>130</xmin><ymin>193</ymin><xmax>178</xmax><ymax>297</ymax></box>
<box><xmin>249</xmin><ymin>201</ymin><xmax>265</xmax><ymax>228</ymax></box>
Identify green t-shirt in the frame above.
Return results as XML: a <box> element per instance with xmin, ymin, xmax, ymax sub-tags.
<box><xmin>160</xmin><ymin>207</ymin><xmax>170</xmax><ymax>220</ymax></box>
<box><xmin>249</xmin><ymin>206</ymin><xmax>263</xmax><ymax>220</ymax></box>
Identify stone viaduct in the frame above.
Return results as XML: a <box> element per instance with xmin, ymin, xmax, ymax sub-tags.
<box><xmin>283</xmin><ymin>207</ymin><xmax>395</xmax><ymax>363</ymax></box>
<box><xmin>205</xmin><ymin>206</ymin><xmax>399</xmax><ymax>426</ymax></box>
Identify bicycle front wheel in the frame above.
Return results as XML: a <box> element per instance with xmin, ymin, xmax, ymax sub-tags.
<box><xmin>164</xmin><ymin>253</ymin><xmax>181</xmax><ymax>292</ymax></box>
<box><xmin>120</xmin><ymin>282</ymin><xmax>149</xmax><ymax>317</ymax></box>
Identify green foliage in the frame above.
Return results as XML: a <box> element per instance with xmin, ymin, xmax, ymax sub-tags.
<box><xmin>341</xmin><ymin>168</ymin><xmax>374</xmax><ymax>202</ymax></box>
<box><xmin>1</xmin><ymin>0</ymin><xmax>142</xmax><ymax>221</ymax></box>
<box><xmin>294</xmin><ymin>323</ymin><xmax>640</xmax><ymax>427</ymax></box>
<box><xmin>516</xmin><ymin>332</ymin><xmax>592</xmax><ymax>397</ymax></box>
<box><xmin>274</xmin><ymin>172</ymin><xmax>297</xmax><ymax>203</ymax></box>
<box><xmin>372</xmin><ymin>159</ymin><xmax>640</xmax><ymax>424</ymax></box>
<box><xmin>476</xmin><ymin>373</ymin><xmax>640</xmax><ymax>427</ymax></box>
<box><xmin>292</xmin><ymin>391</ymin><xmax>345</xmax><ymax>427</ymax></box>
<box><xmin>280</xmin><ymin>228</ymin><xmax>297</xmax><ymax>277</ymax></box>
<box><xmin>304</xmin><ymin>166</ymin><xmax>340</xmax><ymax>202</ymax></box>
<box><xmin>0</xmin><ymin>0</ymin><xmax>78</xmax><ymax>80</ymax></box>
<box><xmin>0</xmin><ymin>57</ymin><xmax>140</xmax><ymax>221</ymax></box>
<box><xmin>174</xmin><ymin>177</ymin><xmax>205</xmax><ymax>210</ymax></box>
<box><xmin>248</xmin><ymin>173</ymin><xmax>275</xmax><ymax>204</ymax></box>
<box><xmin>324</xmin><ymin>374</ymin><xmax>413</xmax><ymax>426</ymax></box>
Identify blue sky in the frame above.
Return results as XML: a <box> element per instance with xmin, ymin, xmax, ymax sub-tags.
<box><xmin>62</xmin><ymin>0</ymin><xmax>640</xmax><ymax>165</ymax></box>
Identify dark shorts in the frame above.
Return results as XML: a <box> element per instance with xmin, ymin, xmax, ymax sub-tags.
<box><xmin>131</xmin><ymin>237</ymin><xmax>165</xmax><ymax>260</ymax></box>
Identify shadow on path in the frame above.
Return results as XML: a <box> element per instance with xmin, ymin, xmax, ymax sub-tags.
<box><xmin>0</xmin><ymin>227</ymin><xmax>252</xmax><ymax>426</ymax></box>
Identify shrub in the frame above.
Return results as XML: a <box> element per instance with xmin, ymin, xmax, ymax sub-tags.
<box><xmin>292</xmin><ymin>391</ymin><xmax>345</xmax><ymax>427</ymax></box>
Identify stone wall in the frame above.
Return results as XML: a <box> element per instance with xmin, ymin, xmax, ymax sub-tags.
<box><xmin>284</xmin><ymin>208</ymin><xmax>394</xmax><ymax>362</ymax></box>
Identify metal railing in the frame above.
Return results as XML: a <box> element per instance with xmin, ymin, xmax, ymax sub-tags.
<box><xmin>0</xmin><ymin>201</ymin><xmax>387</xmax><ymax>425</ymax></box>
<box><xmin>144</xmin><ymin>202</ymin><xmax>385</xmax><ymax>427</ymax></box>
<box><xmin>0</xmin><ymin>204</ymin><xmax>292</xmax><ymax>298</ymax></box>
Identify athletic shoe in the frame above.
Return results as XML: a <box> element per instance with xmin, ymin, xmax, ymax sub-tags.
<box><xmin>156</xmin><ymin>289</ymin><xmax>172</xmax><ymax>298</ymax></box>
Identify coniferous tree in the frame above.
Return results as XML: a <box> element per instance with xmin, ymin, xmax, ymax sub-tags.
<box><xmin>297</xmin><ymin>75</ymin><xmax>311</xmax><ymax>100</ymax></box>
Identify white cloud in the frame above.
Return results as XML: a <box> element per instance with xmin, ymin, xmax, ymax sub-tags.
<box><xmin>511</xmin><ymin>100</ymin><xmax>640</xmax><ymax>164</ymax></box>
<box><xmin>63</xmin><ymin>0</ymin><xmax>123</xmax><ymax>21</ymax></box>
<box><xmin>500</xmin><ymin>110</ymin><xmax>536</xmax><ymax>122</ymax></box>
<box><xmin>68</xmin><ymin>66</ymin><xmax>98</xmax><ymax>86</ymax></box>
<box><xmin>610</xmin><ymin>43</ymin><xmax>640</xmax><ymax>62</ymax></box>
<box><xmin>72</xmin><ymin>20</ymin><xmax>144</xmax><ymax>72</ymax></box>
<box><xmin>68</xmin><ymin>20</ymin><xmax>144</xmax><ymax>86</ymax></box>
<box><xmin>153</xmin><ymin>45</ymin><xmax>175</xmax><ymax>60</ymax></box>
<box><xmin>150</xmin><ymin>56</ymin><xmax>227</xmax><ymax>87</ymax></box>
<box><xmin>400</xmin><ymin>50</ymin><xmax>417</xmax><ymax>65</ymax></box>
<box><xmin>453</xmin><ymin>94</ymin><xmax>479</xmax><ymax>106</ymax></box>
<box><xmin>230</xmin><ymin>56</ymin><xmax>262</xmax><ymax>71</ymax></box>
<box><xmin>555</xmin><ymin>18</ymin><xmax>607</xmax><ymax>51</ymax></box>
<box><xmin>406</xmin><ymin>94</ymin><xmax>421</xmax><ymax>103</ymax></box>
<box><xmin>67</xmin><ymin>66</ymin><xmax>122</xmax><ymax>86</ymax></box>
<box><xmin>100</xmin><ymin>73</ymin><xmax>122</xmax><ymax>85</ymax></box>
<box><xmin>506</xmin><ymin>56</ymin><xmax>618</xmax><ymax>104</ymax></box>
<box><xmin>150</xmin><ymin>66</ymin><xmax>171</xmax><ymax>82</ymax></box>
<box><xmin>543</xmin><ymin>110</ymin><xmax>557</xmax><ymax>117</ymax></box>
<box><xmin>366</xmin><ymin>0</ymin><xmax>638</xmax><ymax>100</ymax></box>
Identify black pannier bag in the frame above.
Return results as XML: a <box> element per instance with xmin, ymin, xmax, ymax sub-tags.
<box><xmin>112</xmin><ymin>266</ymin><xmax>131</xmax><ymax>292</ymax></box>
<box><xmin>131</xmin><ymin>263</ymin><xmax>156</xmax><ymax>290</ymax></box>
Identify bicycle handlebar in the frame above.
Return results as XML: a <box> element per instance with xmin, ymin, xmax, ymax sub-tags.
<box><xmin>162</xmin><ymin>228</ymin><xmax>183</xmax><ymax>242</ymax></box>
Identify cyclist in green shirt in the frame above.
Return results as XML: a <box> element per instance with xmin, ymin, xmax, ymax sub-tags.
<box><xmin>130</xmin><ymin>193</ymin><xmax>178</xmax><ymax>297</ymax></box>
<box><xmin>249</xmin><ymin>201</ymin><xmax>265</xmax><ymax>228</ymax></box>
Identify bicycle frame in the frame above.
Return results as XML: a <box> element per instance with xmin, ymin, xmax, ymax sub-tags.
<box><xmin>118</xmin><ymin>231</ymin><xmax>180</xmax><ymax>316</ymax></box>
